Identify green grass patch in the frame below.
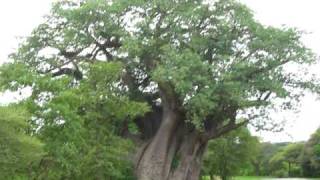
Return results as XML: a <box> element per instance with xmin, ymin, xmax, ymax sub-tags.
<box><xmin>233</xmin><ymin>176</ymin><xmax>265</xmax><ymax>180</ymax></box>
<box><xmin>233</xmin><ymin>176</ymin><xmax>320</xmax><ymax>180</ymax></box>
<box><xmin>202</xmin><ymin>176</ymin><xmax>320</xmax><ymax>180</ymax></box>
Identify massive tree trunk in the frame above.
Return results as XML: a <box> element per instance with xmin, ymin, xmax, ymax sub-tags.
<box><xmin>168</xmin><ymin>132</ymin><xmax>207</xmax><ymax>180</ymax></box>
<box><xmin>133</xmin><ymin>101</ymin><xmax>243</xmax><ymax>180</ymax></box>
<box><xmin>135</xmin><ymin>85</ymin><xmax>209</xmax><ymax>180</ymax></box>
<box><xmin>136</xmin><ymin>107</ymin><xmax>180</xmax><ymax>180</ymax></box>
<box><xmin>135</xmin><ymin>115</ymin><xmax>208</xmax><ymax>180</ymax></box>
<box><xmin>132</xmin><ymin>81</ymin><xmax>244</xmax><ymax>180</ymax></box>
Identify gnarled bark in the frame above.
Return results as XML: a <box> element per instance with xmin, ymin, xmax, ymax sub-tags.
<box><xmin>135</xmin><ymin>111</ymin><xmax>208</xmax><ymax>180</ymax></box>
<box><xmin>134</xmin><ymin>83</ymin><xmax>244</xmax><ymax>180</ymax></box>
<box><xmin>168</xmin><ymin>131</ymin><xmax>207</xmax><ymax>180</ymax></box>
<box><xmin>136</xmin><ymin>107</ymin><xmax>180</xmax><ymax>180</ymax></box>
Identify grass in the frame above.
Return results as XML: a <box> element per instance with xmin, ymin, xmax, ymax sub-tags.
<box><xmin>233</xmin><ymin>176</ymin><xmax>320</xmax><ymax>180</ymax></box>
<box><xmin>233</xmin><ymin>177</ymin><xmax>265</xmax><ymax>180</ymax></box>
<box><xmin>202</xmin><ymin>176</ymin><xmax>320</xmax><ymax>180</ymax></box>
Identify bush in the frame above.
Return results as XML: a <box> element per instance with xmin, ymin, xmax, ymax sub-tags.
<box><xmin>272</xmin><ymin>169</ymin><xmax>288</xmax><ymax>178</ymax></box>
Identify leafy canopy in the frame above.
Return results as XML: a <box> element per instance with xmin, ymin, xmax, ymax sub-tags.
<box><xmin>2</xmin><ymin>0</ymin><xmax>317</xmax><ymax>132</ymax></box>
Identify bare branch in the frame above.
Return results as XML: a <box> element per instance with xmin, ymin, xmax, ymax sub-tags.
<box><xmin>52</xmin><ymin>68</ymin><xmax>83</xmax><ymax>80</ymax></box>
<box><xmin>204</xmin><ymin>114</ymin><xmax>259</xmax><ymax>141</ymax></box>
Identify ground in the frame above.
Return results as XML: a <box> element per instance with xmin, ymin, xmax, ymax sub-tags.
<box><xmin>203</xmin><ymin>177</ymin><xmax>320</xmax><ymax>180</ymax></box>
<box><xmin>234</xmin><ymin>177</ymin><xmax>320</xmax><ymax>180</ymax></box>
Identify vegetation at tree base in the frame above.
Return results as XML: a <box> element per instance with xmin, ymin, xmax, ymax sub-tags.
<box><xmin>27</xmin><ymin>62</ymin><xmax>147</xmax><ymax>180</ymax></box>
<box><xmin>0</xmin><ymin>0</ymin><xmax>320</xmax><ymax>179</ymax></box>
<box><xmin>1</xmin><ymin>62</ymin><xmax>148</xmax><ymax>179</ymax></box>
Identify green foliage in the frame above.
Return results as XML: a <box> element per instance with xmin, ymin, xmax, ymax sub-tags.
<box><xmin>202</xmin><ymin>127</ymin><xmax>260</xmax><ymax>180</ymax></box>
<box><xmin>0</xmin><ymin>63</ymin><xmax>36</xmax><ymax>91</ymax></box>
<box><xmin>301</xmin><ymin>128</ymin><xmax>320</xmax><ymax>177</ymax></box>
<box><xmin>251</xmin><ymin>142</ymin><xmax>290</xmax><ymax>176</ymax></box>
<box><xmin>0</xmin><ymin>61</ymin><xmax>147</xmax><ymax>179</ymax></box>
<box><xmin>6</xmin><ymin>0</ymin><xmax>316</xmax><ymax>132</ymax></box>
<box><xmin>0</xmin><ymin>105</ymin><xmax>43</xmax><ymax>179</ymax></box>
<box><xmin>127</xmin><ymin>0</ymin><xmax>317</xmax><ymax>130</ymax></box>
<box><xmin>251</xmin><ymin>133</ymin><xmax>320</xmax><ymax>178</ymax></box>
<box><xmin>269</xmin><ymin>142</ymin><xmax>304</xmax><ymax>177</ymax></box>
<box><xmin>28</xmin><ymin>62</ymin><xmax>147</xmax><ymax>179</ymax></box>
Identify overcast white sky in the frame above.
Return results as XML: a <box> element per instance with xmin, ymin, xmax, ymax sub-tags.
<box><xmin>0</xmin><ymin>0</ymin><xmax>320</xmax><ymax>142</ymax></box>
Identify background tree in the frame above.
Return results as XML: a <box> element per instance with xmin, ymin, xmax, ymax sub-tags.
<box><xmin>0</xmin><ymin>105</ymin><xmax>43</xmax><ymax>179</ymax></box>
<box><xmin>202</xmin><ymin>127</ymin><xmax>259</xmax><ymax>180</ymax></box>
<box><xmin>0</xmin><ymin>0</ymin><xmax>319</xmax><ymax>179</ymax></box>
<box><xmin>301</xmin><ymin>128</ymin><xmax>320</xmax><ymax>177</ymax></box>
<box><xmin>251</xmin><ymin>142</ymin><xmax>289</xmax><ymax>176</ymax></box>
<box><xmin>269</xmin><ymin>142</ymin><xmax>304</xmax><ymax>177</ymax></box>
<box><xmin>250</xmin><ymin>141</ymin><xmax>263</xmax><ymax>176</ymax></box>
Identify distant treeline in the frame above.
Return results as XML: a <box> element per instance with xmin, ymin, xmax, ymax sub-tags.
<box><xmin>201</xmin><ymin>127</ymin><xmax>320</xmax><ymax>179</ymax></box>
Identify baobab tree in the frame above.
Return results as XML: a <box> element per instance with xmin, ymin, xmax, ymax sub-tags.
<box><xmin>1</xmin><ymin>0</ymin><xmax>319</xmax><ymax>179</ymax></box>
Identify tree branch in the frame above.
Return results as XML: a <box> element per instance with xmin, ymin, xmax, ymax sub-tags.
<box><xmin>52</xmin><ymin>67</ymin><xmax>83</xmax><ymax>80</ymax></box>
<box><xmin>212</xmin><ymin>119</ymin><xmax>249</xmax><ymax>139</ymax></box>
